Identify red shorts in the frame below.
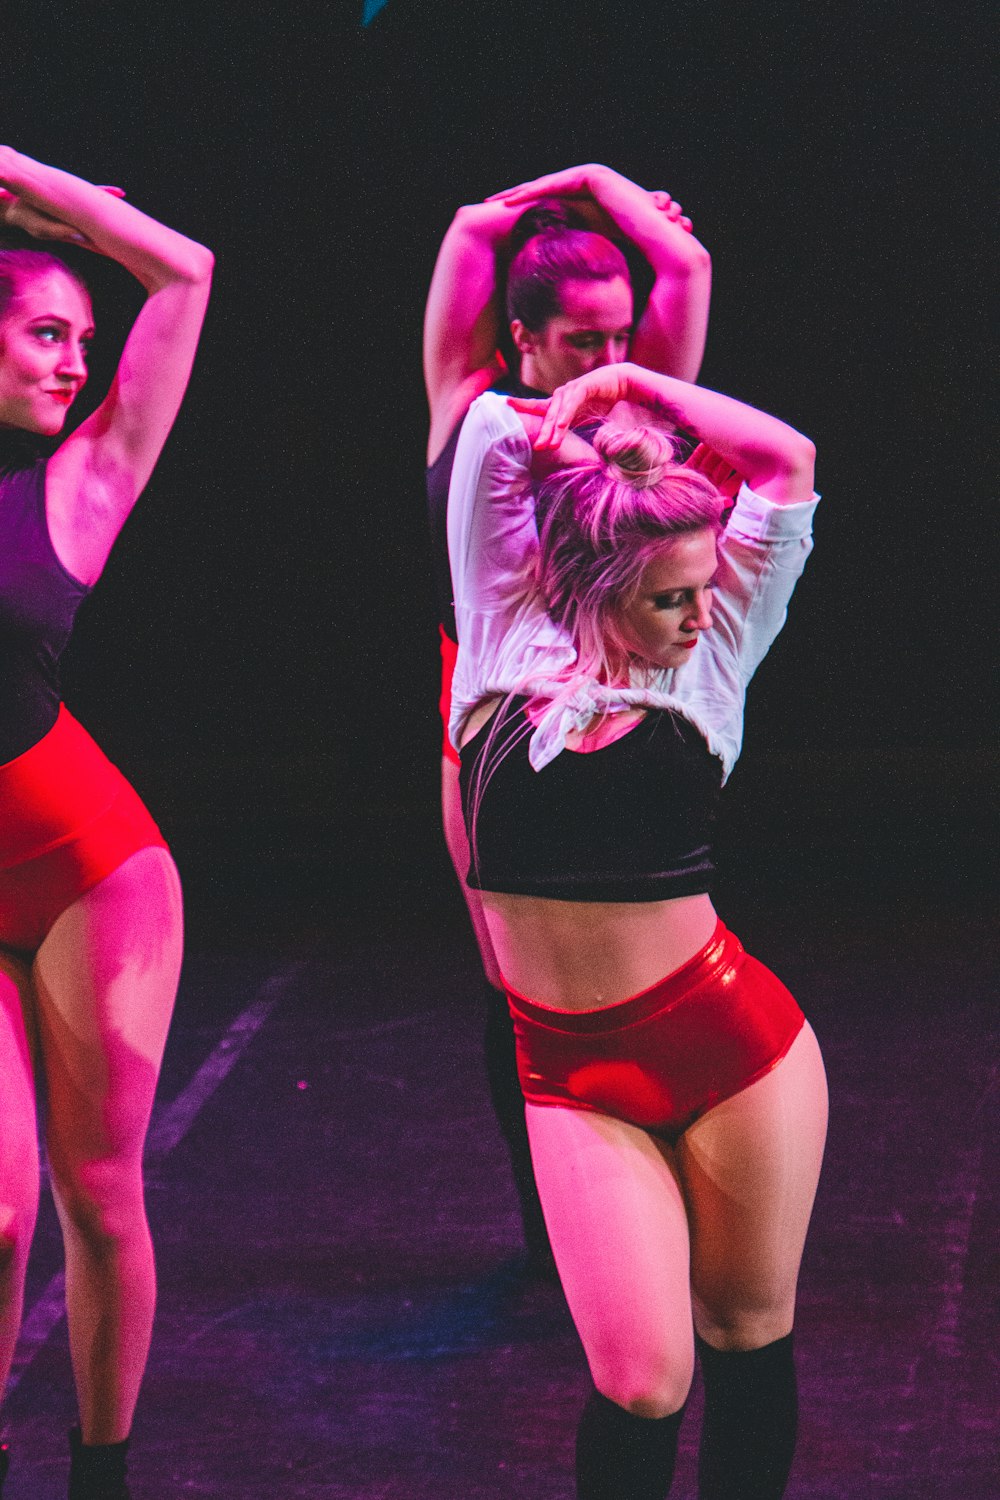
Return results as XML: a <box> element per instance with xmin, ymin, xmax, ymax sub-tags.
<box><xmin>0</xmin><ymin>706</ymin><xmax>169</xmax><ymax>954</ymax></box>
<box><xmin>439</xmin><ymin>625</ymin><xmax>460</xmax><ymax>769</ymax></box>
<box><xmin>505</xmin><ymin>921</ymin><xmax>805</xmax><ymax>1139</ymax></box>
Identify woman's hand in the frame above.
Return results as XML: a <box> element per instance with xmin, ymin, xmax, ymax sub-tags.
<box><xmin>505</xmin><ymin>397</ymin><xmax>596</xmax><ymax>476</ymax></box>
<box><xmin>649</xmin><ymin>190</ymin><xmax>693</xmax><ymax>234</ymax></box>
<box><xmin>0</xmin><ymin>184</ymin><xmax>125</xmax><ymax>247</ymax></box>
<box><xmin>486</xmin><ymin>163</ymin><xmax>606</xmax><ymax>205</ymax></box>
<box><xmin>508</xmin><ymin>365</ymin><xmax>634</xmax><ymax>450</ymax></box>
<box><xmin>683</xmin><ymin>443</ymin><xmax>742</xmax><ymax>499</ymax></box>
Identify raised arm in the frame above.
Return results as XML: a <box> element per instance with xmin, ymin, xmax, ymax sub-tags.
<box><xmin>423</xmin><ymin>198</ymin><xmax>529</xmax><ymax>463</ymax></box>
<box><xmin>0</xmin><ymin>147</ymin><xmax>213</xmax><ymax>585</ymax></box>
<box><xmin>488</xmin><ymin>164</ymin><xmax>711</xmax><ymax>383</ymax></box>
<box><xmin>512</xmin><ymin>363</ymin><xmax>815</xmax><ymax>504</ymax></box>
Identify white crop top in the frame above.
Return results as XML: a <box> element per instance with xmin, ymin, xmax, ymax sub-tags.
<box><xmin>447</xmin><ymin>391</ymin><xmax>819</xmax><ymax>780</ymax></box>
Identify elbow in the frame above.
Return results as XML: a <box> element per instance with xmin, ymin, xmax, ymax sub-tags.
<box><xmin>746</xmin><ymin>434</ymin><xmax>815</xmax><ymax>500</ymax></box>
<box><xmin>684</xmin><ymin>241</ymin><xmax>712</xmax><ymax>279</ymax></box>
<box><xmin>153</xmin><ymin>240</ymin><xmax>213</xmax><ymax>290</ymax></box>
<box><xmin>180</xmin><ymin>242</ymin><xmax>214</xmax><ymax>284</ymax></box>
<box><xmin>655</xmin><ymin>238</ymin><xmax>711</xmax><ymax>282</ymax></box>
<box><xmin>450</xmin><ymin>203</ymin><xmax>487</xmax><ymax>238</ymax></box>
<box><xmin>774</xmin><ymin>434</ymin><xmax>816</xmax><ymax>493</ymax></box>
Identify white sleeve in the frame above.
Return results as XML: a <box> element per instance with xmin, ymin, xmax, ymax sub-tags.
<box><xmin>706</xmin><ymin>481</ymin><xmax>820</xmax><ymax>685</ymax></box>
<box><xmin>447</xmin><ymin>391</ymin><xmax>538</xmax><ymax>625</ymax></box>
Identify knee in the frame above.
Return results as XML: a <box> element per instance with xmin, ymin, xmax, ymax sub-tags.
<box><xmin>696</xmin><ymin>1305</ymin><xmax>794</xmax><ymax>1353</ymax></box>
<box><xmin>0</xmin><ymin>1191</ymin><xmax>39</xmax><ymax>1270</ymax></box>
<box><xmin>51</xmin><ymin>1158</ymin><xmax>145</xmax><ymax>1253</ymax></box>
<box><xmin>0</xmin><ymin>1137</ymin><xmax>41</xmax><ymax>1268</ymax></box>
<box><xmin>592</xmin><ymin>1347</ymin><xmax>694</xmax><ymax>1419</ymax></box>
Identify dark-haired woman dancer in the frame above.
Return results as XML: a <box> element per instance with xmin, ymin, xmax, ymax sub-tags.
<box><xmin>0</xmin><ymin>147</ymin><xmax>212</xmax><ymax>1498</ymax></box>
<box><xmin>424</xmin><ymin>164</ymin><xmax>711</xmax><ymax>1267</ymax></box>
<box><xmin>448</xmin><ymin>362</ymin><xmax>827</xmax><ymax>1498</ymax></box>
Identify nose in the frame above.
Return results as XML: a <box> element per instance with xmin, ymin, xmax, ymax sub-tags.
<box><xmin>684</xmin><ymin>593</ymin><xmax>713</xmax><ymax>632</ymax></box>
<box><xmin>57</xmin><ymin>339</ymin><xmax>88</xmax><ymax>382</ymax></box>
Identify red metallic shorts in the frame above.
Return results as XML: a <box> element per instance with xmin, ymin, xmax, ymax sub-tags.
<box><xmin>439</xmin><ymin>625</ymin><xmax>460</xmax><ymax>769</ymax></box>
<box><xmin>505</xmin><ymin>921</ymin><xmax>805</xmax><ymax>1139</ymax></box>
<box><xmin>0</xmin><ymin>706</ymin><xmax>169</xmax><ymax>954</ymax></box>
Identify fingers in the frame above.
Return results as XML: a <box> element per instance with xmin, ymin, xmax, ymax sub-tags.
<box><xmin>683</xmin><ymin>443</ymin><xmax>741</xmax><ymax>496</ymax></box>
<box><xmin>0</xmin><ymin>200</ymin><xmax>80</xmax><ymax>242</ymax></box>
<box><xmin>485</xmin><ymin>167</ymin><xmax>589</xmax><ymax>205</ymax></box>
<box><xmin>486</xmin><ymin>178</ymin><xmax>551</xmax><ymax>204</ymax></box>
<box><xmin>506</xmin><ymin>396</ymin><xmax>551</xmax><ymax>415</ymax></box>
<box><xmin>650</xmin><ymin>190</ymin><xmax>694</xmax><ymax>233</ymax></box>
<box><xmin>537</xmin><ymin>385</ymin><xmax>586</xmax><ymax>450</ymax></box>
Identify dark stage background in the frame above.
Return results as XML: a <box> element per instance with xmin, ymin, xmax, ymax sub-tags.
<box><xmin>3</xmin><ymin>0</ymin><xmax>995</xmax><ymax>927</ymax></box>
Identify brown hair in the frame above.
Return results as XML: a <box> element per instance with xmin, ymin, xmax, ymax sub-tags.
<box><xmin>505</xmin><ymin>228</ymin><xmax>631</xmax><ymax>332</ymax></box>
<box><xmin>0</xmin><ymin>245</ymin><xmax>90</xmax><ymax>323</ymax></box>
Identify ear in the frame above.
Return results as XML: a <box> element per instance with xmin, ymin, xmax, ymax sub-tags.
<box><xmin>509</xmin><ymin>319</ymin><xmax>536</xmax><ymax>356</ymax></box>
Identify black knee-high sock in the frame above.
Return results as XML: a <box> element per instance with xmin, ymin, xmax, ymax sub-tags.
<box><xmin>576</xmin><ymin>1390</ymin><xmax>684</xmax><ymax>1500</ymax></box>
<box><xmin>697</xmin><ymin>1333</ymin><xmax>797</xmax><ymax>1500</ymax></box>
<box><xmin>68</xmin><ymin>1426</ymin><xmax>131</xmax><ymax>1499</ymax></box>
<box><xmin>482</xmin><ymin>979</ymin><xmax>553</xmax><ymax>1267</ymax></box>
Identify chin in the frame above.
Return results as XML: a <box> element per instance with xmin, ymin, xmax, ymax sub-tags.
<box><xmin>35</xmin><ymin>413</ymin><xmax>68</xmax><ymax>437</ymax></box>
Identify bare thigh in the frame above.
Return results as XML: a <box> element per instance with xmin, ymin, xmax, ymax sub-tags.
<box><xmin>441</xmin><ymin>753</ymin><xmax>502</xmax><ymax>987</ymax></box>
<box><xmin>32</xmin><ymin>847</ymin><xmax>183</xmax><ymax>1191</ymax></box>
<box><xmin>526</xmin><ymin>1103</ymin><xmax>694</xmax><ymax>1415</ymax></box>
<box><xmin>0</xmin><ymin>949</ymin><xmax>40</xmax><ymax>1223</ymax></box>
<box><xmin>677</xmin><ymin>1021</ymin><xmax>828</xmax><ymax>1349</ymax></box>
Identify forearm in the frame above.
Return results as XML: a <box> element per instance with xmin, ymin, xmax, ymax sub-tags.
<box><xmin>0</xmin><ymin>147</ymin><xmax>212</xmax><ymax>291</ymax></box>
<box><xmin>619</xmin><ymin>366</ymin><xmax>814</xmax><ymax>499</ymax></box>
<box><xmin>584</xmin><ymin>165</ymin><xmax>709</xmax><ymax>276</ymax></box>
<box><xmin>581</xmin><ymin>165</ymin><xmax>710</xmax><ymax>382</ymax></box>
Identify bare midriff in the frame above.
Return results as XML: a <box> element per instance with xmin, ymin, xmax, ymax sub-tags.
<box><xmin>461</xmin><ymin>697</ymin><xmax>719</xmax><ymax>1010</ymax></box>
<box><xmin>482</xmin><ymin>890</ymin><xmax>719</xmax><ymax>1011</ymax></box>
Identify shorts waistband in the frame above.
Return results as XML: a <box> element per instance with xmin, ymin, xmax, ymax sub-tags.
<box><xmin>503</xmin><ymin>919</ymin><xmax>741</xmax><ymax>1035</ymax></box>
<box><xmin>0</xmin><ymin>706</ymin><xmax>124</xmax><ymax>869</ymax></box>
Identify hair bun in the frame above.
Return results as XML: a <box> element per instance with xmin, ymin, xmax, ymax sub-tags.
<box><xmin>592</xmin><ymin>422</ymin><xmax>678</xmax><ymax>489</ymax></box>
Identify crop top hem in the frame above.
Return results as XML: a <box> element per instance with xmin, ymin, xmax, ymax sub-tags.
<box><xmin>465</xmin><ymin>871</ymin><xmax>715</xmax><ymax>903</ymax></box>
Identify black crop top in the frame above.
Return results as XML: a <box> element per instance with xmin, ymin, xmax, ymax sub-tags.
<box><xmin>0</xmin><ymin>458</ymin><xmax>90</xmax><ymax>763</ymax></box>
<box><xmin>459</xmin><ymin>696</ymin><xmax>722</xmax><ymax>902</ymax></box>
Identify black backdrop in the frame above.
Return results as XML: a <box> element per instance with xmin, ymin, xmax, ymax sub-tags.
<box><xmin>3</xmin><ymin>1</ymin><xmax>995</xmax><ymax>907</ymax></box>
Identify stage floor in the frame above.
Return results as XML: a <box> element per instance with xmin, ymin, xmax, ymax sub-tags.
<box><xmin>4</xmin><ymin>878</ymin><xmax>996</xmax><ymax>1498</ymax></box>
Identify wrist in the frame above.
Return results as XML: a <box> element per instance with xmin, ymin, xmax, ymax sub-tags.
<box><xmin>453</xmin><ymin>199</ymin><xmax>519</xmax><ymax>246</ymax></box>
<box><xmin>0</xmin><ymin>146</ymin><xmax>26</xmax><ymax>190</ymax></box>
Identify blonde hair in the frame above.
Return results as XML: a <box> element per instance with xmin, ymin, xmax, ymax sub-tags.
<box><xmin>536</xmin><ymin>421</ymin><xmax>724</xmax><ymax>686</ymax></box>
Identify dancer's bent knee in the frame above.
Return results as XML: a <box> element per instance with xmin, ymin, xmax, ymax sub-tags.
<box><xmin>592</xmin><ymin>1360</ymin><xmax>693</xmax><ymax>1421</ymax></box>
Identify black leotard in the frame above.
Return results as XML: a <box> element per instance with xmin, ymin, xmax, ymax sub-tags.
<box><xmin>0</xmin><ymin>457</ymin><xmax>90</xmax><ymax>763</ymax></box>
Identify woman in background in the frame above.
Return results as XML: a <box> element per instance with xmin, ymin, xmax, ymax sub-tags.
<box><xmin>0</xmin><ymin>146</ymin><xmax>212</xmax><ymax>1499</ymax></box>
<box><xmin>424</xmin><ymin>164</ymin><xmax>711</xmax><ymax>1267</ymax></box>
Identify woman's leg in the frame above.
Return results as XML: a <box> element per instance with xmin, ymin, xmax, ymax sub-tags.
<box><xmin>442</xmin><ymin>756</ymin><xmax>551</xmax><ymax>1264</ymax></box>
<box><xmin>0</xmin><ymin>951</ymin><xmax>40</xmax><ymax>1405</ymax></box>
<box><xmin>527</xmin><ymin>1103</ymin><xmax>693</xmax><ymax>1497</ymax></box>
<box><xmin>31</xmin><ymin>848</ymin><xmax>183</xmax><ymax>1445</ymax></box>
<box><xmin>677</xmin><ymin>1022</ymin><xmax>828</xmax><ymax>1499</ymax></box>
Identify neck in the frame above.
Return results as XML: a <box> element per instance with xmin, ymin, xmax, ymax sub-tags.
<box><xmin>0</xmin><ymin>425</ymin><xmax>43</xmax><ymax>472</ymax></box>
<box><xmin>516</xmin><ymin>356</ymin><xmax>552</xmax><ymax>396</ymax></box>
